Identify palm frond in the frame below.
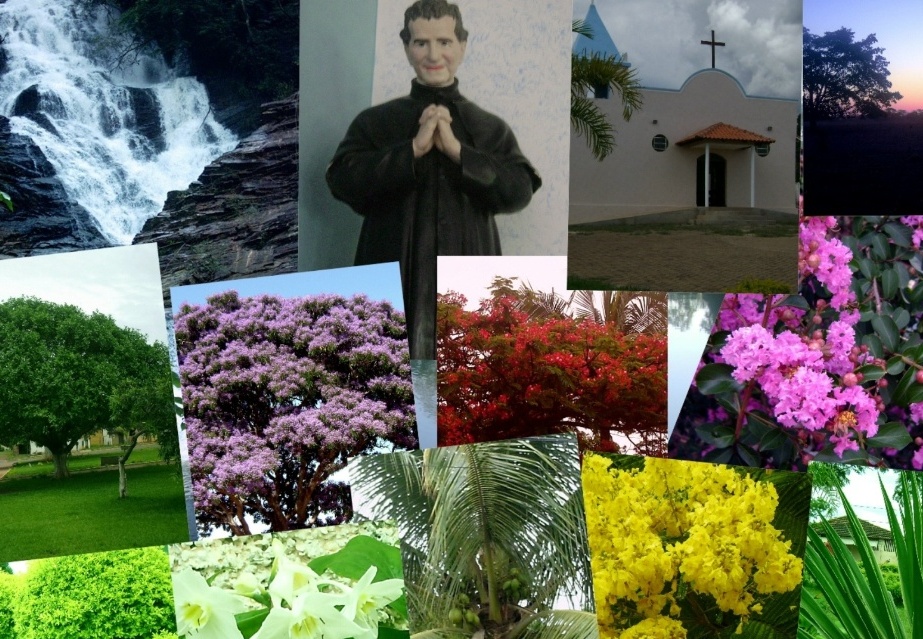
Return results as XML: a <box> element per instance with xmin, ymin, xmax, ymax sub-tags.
<box><xmin>570</xmin><ymin>94</ymin><xmax>615</xmax><ymax>161</ymax></box>
<box><xmin>572</xmin><ymin>19</ymin><xmax>593</xmax><ymax>40</ymax></box>
<box><xmin>508</xmin><ymin>610</ymin><xmax>600</xmax><ymax>639</ymax></box>
<box><xmin>571</xmin><ymin>54</ymin><xmax>643</xmax><ymax>122</ymax></box>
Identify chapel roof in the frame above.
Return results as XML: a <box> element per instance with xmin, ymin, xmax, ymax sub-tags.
<box><xmin>676</xmin><ymin>122</ymin><xmax>775</xmax><ymax>146</ymax></box>
<box><xmin>572</xmin><ymin>2</ymin><xmax>630</xmax><ymax>67</ymax></box>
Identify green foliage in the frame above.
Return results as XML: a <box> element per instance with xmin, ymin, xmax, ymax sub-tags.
<box><xmin>0</xmin><ymin>572</ymin><xmax>22</xmax><ymax>638</ymax></box>
<box><xmin>13</xmin><ymin>547</ymin><xmax>176</xmax><ymax>639</ymax></box>
<box><xmin>350</xmin><ymin>434</ymin><xmax>594</xmax><ymax>639</ymax></box>
<box><xmin>808</xmin><ymin>462</ymin><xmax>862</xmax><ymax>522</ymax></box>
<box><xmin>571</xmin><ymin>21</ymin><xmax>643</xmax><ymax>161</ymax></box>
<box><xmin>0</xmin><ymin>297</ymin><xmax>172</xmax><ymax>479</ymax></box>
<box><xmin>82</xmin><ymin>0</ymin><xmax>298</xmax><ymax>131</ymax></box>
<box><xmin>730</xmin><ymin>277</ymin><xmax>795</xmax><ymax>294</ymax></box>
<box><xmin>0</xmin><ymin>189</ymin><xmax>12</xmax><ymax>213</ymax></box>
<box><xmin>798</xmin><ymin>470</ymin><xmax>922</xmax><ymax>639</ymax></box>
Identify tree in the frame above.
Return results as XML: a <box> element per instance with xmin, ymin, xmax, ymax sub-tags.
<box><xmin>174</xmin><ymin>291</ymin><xmax>417</xmax><ymax>537</ymax></box>
<box><xmin>108</xmin><ymin>341</ymin><xmax>179</xmax><ymax>498</ymax></box>
<box><xmin>571</xmin><ymin>20</ymin><xmax>643</xmax><ymax>160</ymax></box>
<box><xmin>803</xmin><ymin>27</ymin><xmax>903</xmax><ymax>122</ymax></box>
<box><xmin>0</xmin><ymin>297</ymin><xmax>167</xmax><ymax>479</ymax></box>
<box><xmin>12</xmin><ymin>547</ymin><xmax>176</xmax><ymax>639</ymax></box>
<box><xmin>350</xmin><ymin>434</ymin><xmax>597</xmax><ymax>639</ymax></box>
<box><xmin>437</xmin><ymin>293</ymin><xmax>667</xmax><ymax>455</ymax></box>
<box><xmin>807</xmin><ymin>462</ymin><xmax>862</xmax><ymax>521</ymax></box>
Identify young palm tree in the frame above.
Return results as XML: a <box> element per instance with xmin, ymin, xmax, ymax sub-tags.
<box><xmin>349</xmin><ymin>434</ymin><xmax>597</xmax><ymax>639</ymax></box>
<box><xmin>798</xmin><ymin>469</ymin><xmax>922</xmax><ymax>639</ymax></box>
<box><xmin>571</xmin><ymin>19</ymin><xmax>643</xmax><ymax>161</ymax></box>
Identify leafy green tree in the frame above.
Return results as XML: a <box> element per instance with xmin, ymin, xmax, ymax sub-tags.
<box><xmin>0</xmin><ymin>297</ymin><xmax>170</xmax><ymax>479</ymax></box>
<box><xmin>808</xmin><ymin>462</ymin><xmax>863</xmax><ymax>521</ymax></box>
<box><xmin>109</xmin><ymin>341</ymin><xmax>179</xmax><ymax>498</ymax></box>
<box><xmin>0</xmin><ymin>571</ymin><xmax>21</xmax><ymax>638</ymax></box>
<box><xmin>350</xmin><ymin>434</ymin><xmax>597</xmax><ymax>639</ymax></box>
<box><xmin>571</xmin><ymin>20</ymin><xmax>643</xmax><ymax>161</ymax></box>
<box><xmin>803</xmin><ymin>27</ymin><xmax>903</xmax><ymax>122</ymax></box>
<box><xmin>13</xmin><ymin>547</ymin><xmax>176</xmax><ymax>639</ymax></box>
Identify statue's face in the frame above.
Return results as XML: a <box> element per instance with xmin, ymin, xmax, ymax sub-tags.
<box><xmin>404</xmin><ymin>16</ymin><xmax>466</xmax><ymax>87</ymax></box>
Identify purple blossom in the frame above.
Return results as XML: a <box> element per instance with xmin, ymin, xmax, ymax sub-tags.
<box><xmin>175</xmin><ymin>291</ymin><xmax>417</xmax><ymax>536</ymax></box>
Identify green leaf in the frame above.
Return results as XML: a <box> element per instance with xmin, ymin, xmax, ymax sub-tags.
<box><xmin>812</xmin><ymin>445</ymin><xmax>869</xmax><ymax>464</ymax></box>
<box><xmin>886</xmin><ymin>356</ymin><xmax>906</xmax><ymax>376</ymax></box>
<box><xmin>891</xmin><ymin>367</ymin><xmax>923</xmax><ymax>407</ymax></box>
<box><xmin>235</xmin><ymin>608</ymin><xmax>271</xmax><ymax>639</ymax></box>
<box><xmin>857</xmin><ymin>257</ymin><xmax>878</xmax><ymax>280</ymax></box>
<box><xmin>856</xmin><ymin>364</ymin><xmax>888</xmax><ymax>382</ymax></box>
<box><xmin>884</xmin><ymin>221</ymin><xmax>912</xmax><ymax>247</ymax></box>
<box><xmin>759</xmin><ymin>427</ymin><xmax>789</xmax><ymax>451</ymax></box>
<box><xmin>871</xmin><ymin>315</ymin><xmax>899</xmax><ymax>353</ymax></box>
<box><xmin>870</xmin><ymin>233</ymin><xmax>891</xmax><ymax>260</ymax></box>
<box><xmin>778</xmin><ymin>295</ymin><xmax>810</xmax><ymax>310</ymax></box>
<box><xmin>379</xmin><ymin>627</ymin><xmax>411</xmax><ymax>639</ymax></box>
<box><xmin>695</xmin><ymin>424</ymin><xmax>735</xmax><ymax>448</ymax></box>
<box><xmin>862</xmin><ymin>334</ymin><xmax>884</xmax><ymax>360</ymax></box>
<box><xmin>881</xmin><ymin>269</ymin><xmax>899</xmax><ymax>299</ymax></box>
<box><xmin>735</xmin><ymin>443</ymin><xmax>761</xmax><ymax>467</ymax></box>
<box><xmin>308</xmin><ymin>535</ymin><xmax>404</xmax><ymax>582</ymax></box>
<box><xmin>695</xmin><ymin>363</ymin><xmax>741</xmax><ymax>395</ymax></box>
<box><xmin>893</xmin><ymin>307</ymin><xmax>911</xmax><ymax>330</ymax></box>
<box><xmin>866</xmin><ymin>422</ymin><xmax>913</xmax><ymax>450</ymax></box>
<box><xmin>703</xmin><ymin>446</ymin><xmax>734</xmax><ymax>464</ymax></box>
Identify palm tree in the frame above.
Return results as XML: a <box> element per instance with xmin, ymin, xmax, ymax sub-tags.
<box><xmin>349</xmin><ymin>434</ymin><xmax>597</xmax><ymax>639</ymax></box>
<box><xmin>487</xmin><ymin>276</ymin><xmax>666</xmax><ymax>335</ymax></box>
<box><xmin>571</xmin><ymin>19</ymin><xmax>642</xmax><ymax>161</ymax></box>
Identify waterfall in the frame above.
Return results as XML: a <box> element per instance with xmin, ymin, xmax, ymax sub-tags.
<box><xmin>0</xmin><ymin>0</ymin><xmax>238</xmax><ymax>245</ymax></box>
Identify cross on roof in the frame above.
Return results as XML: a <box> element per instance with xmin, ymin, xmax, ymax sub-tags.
<box><xmin>701</xmin><ymin>30</ymin><xmax>725</xmax><ymax>69</ymax></box>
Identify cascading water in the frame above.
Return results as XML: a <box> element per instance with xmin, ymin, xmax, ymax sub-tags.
<box><xmin>0</xmin><ymin>0</ymin><xmax>238</xmax><ymax>245</ymax></box>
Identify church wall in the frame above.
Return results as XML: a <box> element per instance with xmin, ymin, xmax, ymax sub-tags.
<box><xmin>570</xmin><ymin>69</ymin><xmax>798</xmax><ymax>224</ymax></box>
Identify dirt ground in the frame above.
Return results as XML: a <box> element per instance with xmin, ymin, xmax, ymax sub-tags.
<box><xmin>567</xmin><ymin>229</ymin><xmax>798</xmax><ymax>292</ymax></box>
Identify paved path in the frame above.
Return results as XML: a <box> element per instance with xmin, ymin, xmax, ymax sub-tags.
<box><xmin>567</xmin><ymin>229</ymin><xmax>798</xmax><ymax>292</ymax></box>
<box><xmin>0</xmin><ymin>458</ymin><xmax>12</xmax><ymax>481</ymax></box>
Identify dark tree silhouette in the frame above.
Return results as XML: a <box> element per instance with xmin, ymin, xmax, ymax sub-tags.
<box><xmin>803</xmin><ymin>27</ymin><xmax>903</xmax><ymax>122</ymax></box>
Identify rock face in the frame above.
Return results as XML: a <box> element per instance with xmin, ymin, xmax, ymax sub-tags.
<box><xmin>0</xmin><ymin>116</ymin><xmax>110</xmax><ymax>259</ymax></box>
<box><xmin>133</xmin><ymin>92</ymin><xmax>298</xmax><ymax>300</ymax></box>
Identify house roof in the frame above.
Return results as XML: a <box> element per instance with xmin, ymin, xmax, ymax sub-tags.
<box><xmin>573</xmin><ymin>2</ymin><xmax>630</xmax><ymax>67</ymax></box>
<box><xmin>676</xmin><ymin>122</ymin><xmax>776</xmax><ymax>146</ymax></box>
<box><xmin>814</xmin><ymin>516</ymin><xmax>893</xmax><ymax>541</ymax></box>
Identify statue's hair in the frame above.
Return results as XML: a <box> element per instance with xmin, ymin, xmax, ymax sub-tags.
<box><xmin>400</xmin><ymin>0</ymin><xmax>468</xmax><ymax>44</ymax></box>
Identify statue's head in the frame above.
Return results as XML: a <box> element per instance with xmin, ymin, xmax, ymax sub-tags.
<box><xmin>401</xmin><ymin>0</ymin><xmax>468</xmax><ymax>87</ymax></box>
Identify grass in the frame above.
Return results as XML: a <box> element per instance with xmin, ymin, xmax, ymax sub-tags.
<box><xmin>568</xmin><ymin>221</ymin><xmax>797</xmax><ymax>237</ymax></box>
<box><xmin>0</xmin><ymin>463</ymin><xmax>190</xmax><ymax>563</ymax></box>
<box><xmin>6</xmin><ymin>446</ymin><xmax>165</xmax><ymax>479</ymax></box>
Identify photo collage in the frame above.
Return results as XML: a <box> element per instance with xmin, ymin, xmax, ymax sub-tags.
<box><xmin>2</xmin><ymin>0</ymin><xmax>923</xmax><ymax>637</ymax></box>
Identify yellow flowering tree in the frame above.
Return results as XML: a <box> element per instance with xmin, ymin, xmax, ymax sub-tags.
<box><xmin>582</xmin><ymin>454</ymin><xmax>810</xmax><ymax>638</ymax></box>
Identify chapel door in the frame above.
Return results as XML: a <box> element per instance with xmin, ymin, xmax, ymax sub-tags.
<box><xmin>696</xmin><ymin>154</ymin><xmax>726</xmax><ymax>206</ymax></box>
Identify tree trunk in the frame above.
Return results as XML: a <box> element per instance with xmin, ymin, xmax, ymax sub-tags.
<box><xmin>51</xmin><ymin>451</ymin><xmax>70</xmax><ymax>479</ymax></box>
<box><xmin>117</xmin><ymin>431</ymin><xmax>141</xmax><ymax>499</ymax></box>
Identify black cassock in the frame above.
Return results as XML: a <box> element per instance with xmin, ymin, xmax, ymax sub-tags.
<box><xmin>326</xmin><ymin>79</ymin><xmax>541</xmax><ymax>360</ymax></box>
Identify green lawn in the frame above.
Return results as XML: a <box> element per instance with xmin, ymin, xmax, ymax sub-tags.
<box><xmin>5</xmin><ymin>446</ymin><xmax>164</xmax><ymax>479</ymax></box>
<box><xmin>0</xmin><ymin>464</ymin><xmax>190</xmax><ymax>563</ymax></box>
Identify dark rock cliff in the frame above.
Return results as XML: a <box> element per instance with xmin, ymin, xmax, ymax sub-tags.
<box><xmin>0</xmin><ymin>116</ymin><xmax>110</xmax><ymax>259</ymax></box>
<box><xmin>133</xmin><ymin>92</ymin><xmax>298</xmax><ymax>302</ymax></box>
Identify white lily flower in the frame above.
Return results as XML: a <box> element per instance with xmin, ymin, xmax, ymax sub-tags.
<box><xmin>252</xmin><ymin>591</ymin><xmax>366</xmax><ymax>639</ymax></box>
<box><xmin>172</xmin><ymin>568</ymin><xmax>250</xmax><ymax>639</ymax></box>
<box><xmin>341</xmin><ymin>566</ymin><xmax>405</xmax><ymax>639</ymax></box>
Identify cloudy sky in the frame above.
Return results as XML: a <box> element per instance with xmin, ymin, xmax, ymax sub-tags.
<box><xmin>573</xmin><ymin>0</ymin><xmax>802</xmax><ymax>99</ymax></box>
<box><xmin>805</xmin><ymin>0</ymin><xmax>923</xmax><ymax>111</ymax></box>
<box><xmin>0</xmin><ymin>244</ymin><xmax>167</xmax><ymax>343</ymax></box>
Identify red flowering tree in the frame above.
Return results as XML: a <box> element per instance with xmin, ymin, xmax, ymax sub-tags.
<box><xmin>437</xmin><ymin>293</ymin><xmax>667</xmax><ymax>455</ymax></box>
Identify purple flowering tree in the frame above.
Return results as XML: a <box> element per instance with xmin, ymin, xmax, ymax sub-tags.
<box><xmin>175</xmin><ymin>291</ymin><xmax>417</xmax><ymax>536</ymax></box>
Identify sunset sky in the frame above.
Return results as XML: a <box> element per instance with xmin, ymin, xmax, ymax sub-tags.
<box><xmin>805</xmin><ymin>0</ymin><xmax>923</xmax><ymax>111</ymax></box>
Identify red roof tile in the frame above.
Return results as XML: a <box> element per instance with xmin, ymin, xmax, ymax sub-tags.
<box><xmin>676</xmin><ymin>122</ymin><xmax>775</xmax><ymax>146</ymax></box>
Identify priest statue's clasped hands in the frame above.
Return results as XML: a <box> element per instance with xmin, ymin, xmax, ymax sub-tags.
<box><xmin>326</xmin><ymin>0</ymin><xmax>542</xmax><ymax>360</ymax></box>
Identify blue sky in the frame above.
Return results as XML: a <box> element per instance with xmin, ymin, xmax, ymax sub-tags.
<box><xmin>170</xmin><ymin>262</ymin><xmax>404</xmax><ymax>314</ymax></box>
<box><xmin>805</xmin><ymin>0</ymin><xmax>923</xmax><ymax>111</ymax></box>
